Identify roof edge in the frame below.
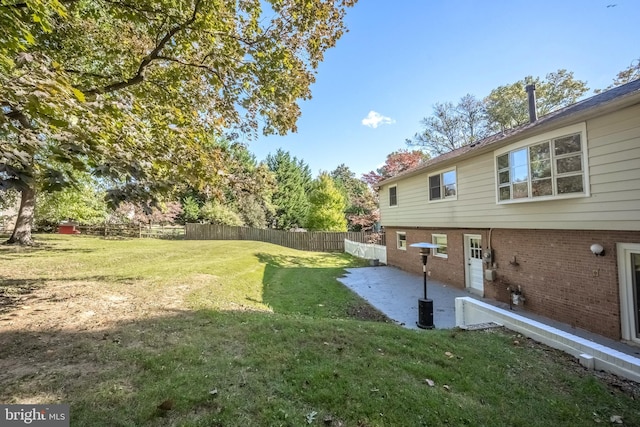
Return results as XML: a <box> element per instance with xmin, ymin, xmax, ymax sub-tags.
<box><xmin>378</xmin><ymin>78</ymin><xmax>640</xmax><ymax>187</ymax></box>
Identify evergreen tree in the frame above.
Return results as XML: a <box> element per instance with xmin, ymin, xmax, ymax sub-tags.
<box><xmin>215</xmin><ymin>140</ymin><xmax>275</xmax><ymax>228</ymax></box>
<box><xmin>306</xmin><ymin>173</ymin><xmax>347</xmax><ymax>232</ymax></box>
<box><xmin>181</xmin><ymin>196</ymin><xmax>201</xmax><ymax>223</ymax></box>
<box><xmin>266</xmin><ymin>149</ymin><xmax>312</xmax><ymax>230</ymax></box>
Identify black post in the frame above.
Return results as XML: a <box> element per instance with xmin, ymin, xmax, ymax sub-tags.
<box><xmin>421</xmin><ymin>253</ymin><xmax>428</xmax><ymax>299</ymax></box>
<box><xmin>417</xmin><ymin>248</ymin><xmax>434</xmax><ymax>329</ymax></box>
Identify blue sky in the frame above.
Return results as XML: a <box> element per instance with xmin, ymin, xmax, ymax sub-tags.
<box><xmin>247</xmin><ymin>0</ymin><xmax>640</xmax><ymax>178</ymax></box>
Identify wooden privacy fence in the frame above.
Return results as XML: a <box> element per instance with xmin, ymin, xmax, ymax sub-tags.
<box><xmin>185</xmin><ymin>223</ymin><xmax>383</xmax><ymax>252</ymax></box>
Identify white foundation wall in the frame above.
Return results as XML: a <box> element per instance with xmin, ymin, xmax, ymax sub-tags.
<box><xmin>455</xmin><ymin>297</ymin><xmax>640</xmax><ymax>383</ymax></box>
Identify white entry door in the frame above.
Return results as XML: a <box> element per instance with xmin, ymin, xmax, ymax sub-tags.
<box><xmin>465</xmin><ymin>234</ymin><xmax>484</xmax><ymax>295</ymax></box>
<box><xmin>618</xmin><ymin>243</ymin><xmax>640</xmax><ymax>344</ymax></box>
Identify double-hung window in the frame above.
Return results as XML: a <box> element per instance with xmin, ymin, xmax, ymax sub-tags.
<box><xmin>429</xmin><ymin>169</ymin><xmax>457</xmax><ymax>201</ymax></box>
<box><xmin>389</xmin><ymin>185</ymin><xmax>398</xmax><ymax>207</ymax></box>
<box><xmin>397</xmin><ymin>232</ymin><xmax>407</xmax><ymax>250</ymax></box>
<box><xmin>496</xmin><ymin>124</ymin><xmax>588</xmax><ymax>203</ymax></box>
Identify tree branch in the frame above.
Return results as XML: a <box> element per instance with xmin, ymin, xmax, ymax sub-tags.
<box><xmin>155</xmin><ymin>55</ymin><xmax>222</xmax><ymax>81</ymax></box>
<box><xmin>84</xmin><ymin>0</ymin><xmax>203</xmax><ymax>95</ymax></box>
<box><xmin>64</xmin><ymin>69</ymin><xmax>112</xmax><ymax>80</ymax></box>
<box><xmin>100</xmin><ymin>0</ymin><xmax>164</xmax><ymax>16</ymax></box>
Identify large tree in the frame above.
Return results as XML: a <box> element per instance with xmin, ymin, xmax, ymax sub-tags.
<box><xmin>362</xmin><ymin>149</ymin><xmax>428</xmax><ymax>188</ymax></box>
<box><xmin>306</xmin><ymin>172</ymin><xmax>347</xmax><ymax>232</ymax></box>
<box><xmin>411</xmin><ymin>94</ymin><xmax>490</xmax><ymax>156</ymax></box>
<box><xmin>330</xmin><ymin>164</ymin><xmax>378</xmax><ymax>232</ymax></box>
<box><xmin>266</xmin><ymin>149</ymin><xmax>312</xmax><ymax>230</ymax></box>
<box><xmin>215</xmin><ymin>140</ymin><xmax>275</xmax><ymax>228</ymax></box>
<box><xmin>0</xmin><ymin>0</ymin><xmax>356</xmax><ymax>244</ymax></box>
<box><xmin>408</xmin><ymin>70</ymin><xmax>589</xmax><ymax>155</ymax></box>
<box><xmin>484</xmin><ymin>69</ymin><xmax>589</xmax><ymax>132</ymax></box>
<box><xmin>596</xmin><ymin>58</ymin><xmax>640</xmax><ymax>93</ymax></box>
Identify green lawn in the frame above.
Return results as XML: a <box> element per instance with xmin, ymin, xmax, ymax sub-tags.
<box><xmin>0</xmin><ymin>235</ymin><xmax>638</xmax><ymax>426</ymax></box>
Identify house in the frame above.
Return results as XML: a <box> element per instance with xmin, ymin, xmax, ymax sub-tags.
<box><xmin>378</xmin><ymin>79</ymin><xmax>640</xmax><ymax>342</ymax></box>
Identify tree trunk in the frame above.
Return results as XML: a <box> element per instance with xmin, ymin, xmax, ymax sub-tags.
<box><xmin>6</xmin><ymin>186</ymin><xmax>36</xmax><ymax>245</ymax></box>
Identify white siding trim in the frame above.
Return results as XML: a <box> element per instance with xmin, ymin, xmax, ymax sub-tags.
<box><xmin>617</xmin><ymin>242</ymin><xmax>640</xmax><ymax>343</ymax></box>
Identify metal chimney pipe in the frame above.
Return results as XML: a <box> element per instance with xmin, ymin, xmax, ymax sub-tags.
<box><xmin>525</xmin><ymin>83</ymin><xmax>537</xmax><ymax>123</ymax></box>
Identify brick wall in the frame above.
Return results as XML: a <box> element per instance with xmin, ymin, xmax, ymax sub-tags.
<box><xmin>387</xmin><ymin>228</ymin><xmax>486</xmax><ymax>288</ymax></box>
<box><xmin>385</xmin><ymin>226</ymin><xmax>640</xmax><ymax>340</ymax></box>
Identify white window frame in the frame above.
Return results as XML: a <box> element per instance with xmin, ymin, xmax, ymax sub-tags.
<box><xmin>396</xmin><ymin>231</ymin><xmax>407</xmax><ymax>251</ymax></box>
<box><xmin>428</xmin><ymin>167</ymin><xmax>458</xmax><ymax>202</ymax></box>
<box><xmin>494</xmin><ymin>123</ymin><xmax>590</xmax><ymax>204</ymax></box>
<box><xmin>432</xmin><ymin>234</ymin><xmax>448</xmax><ymax>258</ymax></box>
<box><xmin>389</xmin><ymin>185</ymin><xmax>398</xmax><ymax>207</ymax></box>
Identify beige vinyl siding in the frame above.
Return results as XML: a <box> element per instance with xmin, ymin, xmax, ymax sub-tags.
<box><xmin>380</xmin><ymin>103</ymin><xmax>640</xmax><ymax>231</ymax></box>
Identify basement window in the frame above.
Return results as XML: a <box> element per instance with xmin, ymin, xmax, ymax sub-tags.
<box><xmin>397</xmin><ymin>232</ymin><xmax>407</xmax><ymax>250</ymax></box>
<box><xmin>432</xmin><ymin>234</ymin><xmax>448</xmax><ymax>258</ymax></box>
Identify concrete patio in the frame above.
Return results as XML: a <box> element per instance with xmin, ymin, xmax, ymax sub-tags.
<box><xmin>337</xmin><ymin>265</ymin><xmax>640</xmax><ymax>360</ymax></box>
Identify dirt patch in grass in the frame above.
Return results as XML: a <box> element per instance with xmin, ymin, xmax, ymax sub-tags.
<box><xmin>346</xmin><ymin>302</ymin><xmax>391</xmax><ymax>323</ymax></box>
<box><xmin>0</xmin><ymin>276</ymin><xmax>189</xmax><ymax>403</ymax></box>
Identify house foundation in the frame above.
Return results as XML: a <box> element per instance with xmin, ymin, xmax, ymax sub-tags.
<box><xmin>385</xmin><ymin>226</ymin><xmax>640</xmax><ymax>340</ymax></box>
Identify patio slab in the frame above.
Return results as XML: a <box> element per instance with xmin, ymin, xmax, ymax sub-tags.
<box><xmin>338</xmin><ymin>265</ymin><xmax>640</xmax><ymax>360</ymax></box>
<box><xmin>338</xmin><ymin>265</ymin><xmax>476</xmax><ymax>329</ymax></box>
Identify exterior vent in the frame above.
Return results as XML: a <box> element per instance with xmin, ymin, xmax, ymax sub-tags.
<box><xmin>525</xmin><ymin>83</ymin><xmax>537</xmax><ymax>123</ymax></box>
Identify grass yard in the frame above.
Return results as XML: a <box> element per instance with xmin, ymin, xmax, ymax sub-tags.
<box><xmin>1</xmin><ymin>235</ymin><xmax>639</xmax><ymax>426</ymax></box>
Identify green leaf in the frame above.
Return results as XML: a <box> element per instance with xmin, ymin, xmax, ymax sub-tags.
<box><xmin>24</xmin><ymin>32</ymin><xmax>35</xmax><ymax>45</ymax></box>
<box><xmin>72</xmin><ymin>88</ymin><xmax>86</xmax><ymax>102</ymax></box>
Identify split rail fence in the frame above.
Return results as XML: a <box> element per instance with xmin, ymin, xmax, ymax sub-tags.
<box><xmin>76</xmin><ymin>224</ymin><xmax>185</xmax><ymax>239</ymax></box>
<box><xmin>185</xmin><ymin>223</ymin><xmax>384</xmax><ymax>252</ymax></box>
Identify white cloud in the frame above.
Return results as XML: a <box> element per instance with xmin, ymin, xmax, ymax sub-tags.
<box><xmin>361</xmin><ymin>110</ymin><xmax>396</xmax><ymax>129</ymax></box>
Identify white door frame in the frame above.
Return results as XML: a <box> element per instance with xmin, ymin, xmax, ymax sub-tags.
<box><xmin>617</xmin><ymin>243</ymin><xmax>640</xmax><ymax>343</ymax></box>
<box><xmin>464</xmin><ymin>234</ymin><xmax>484</xmax><ymax>296</ymax></box>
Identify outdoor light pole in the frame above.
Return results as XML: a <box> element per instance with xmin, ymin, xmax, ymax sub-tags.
<box><xmin>409</xmin><ymin>242</ymin><xmax>440</xmax><ymax>329</ymax></box>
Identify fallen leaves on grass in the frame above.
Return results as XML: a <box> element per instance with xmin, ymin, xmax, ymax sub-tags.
<box><xmin>305</xmin><ymin>410</ymin><xmax>318</xmax><ymax>424</ymax></box>
<box><xmin>610</xmin><ymin>415</ymin><xmax>623</xmax><ymax>424</ymax></box>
